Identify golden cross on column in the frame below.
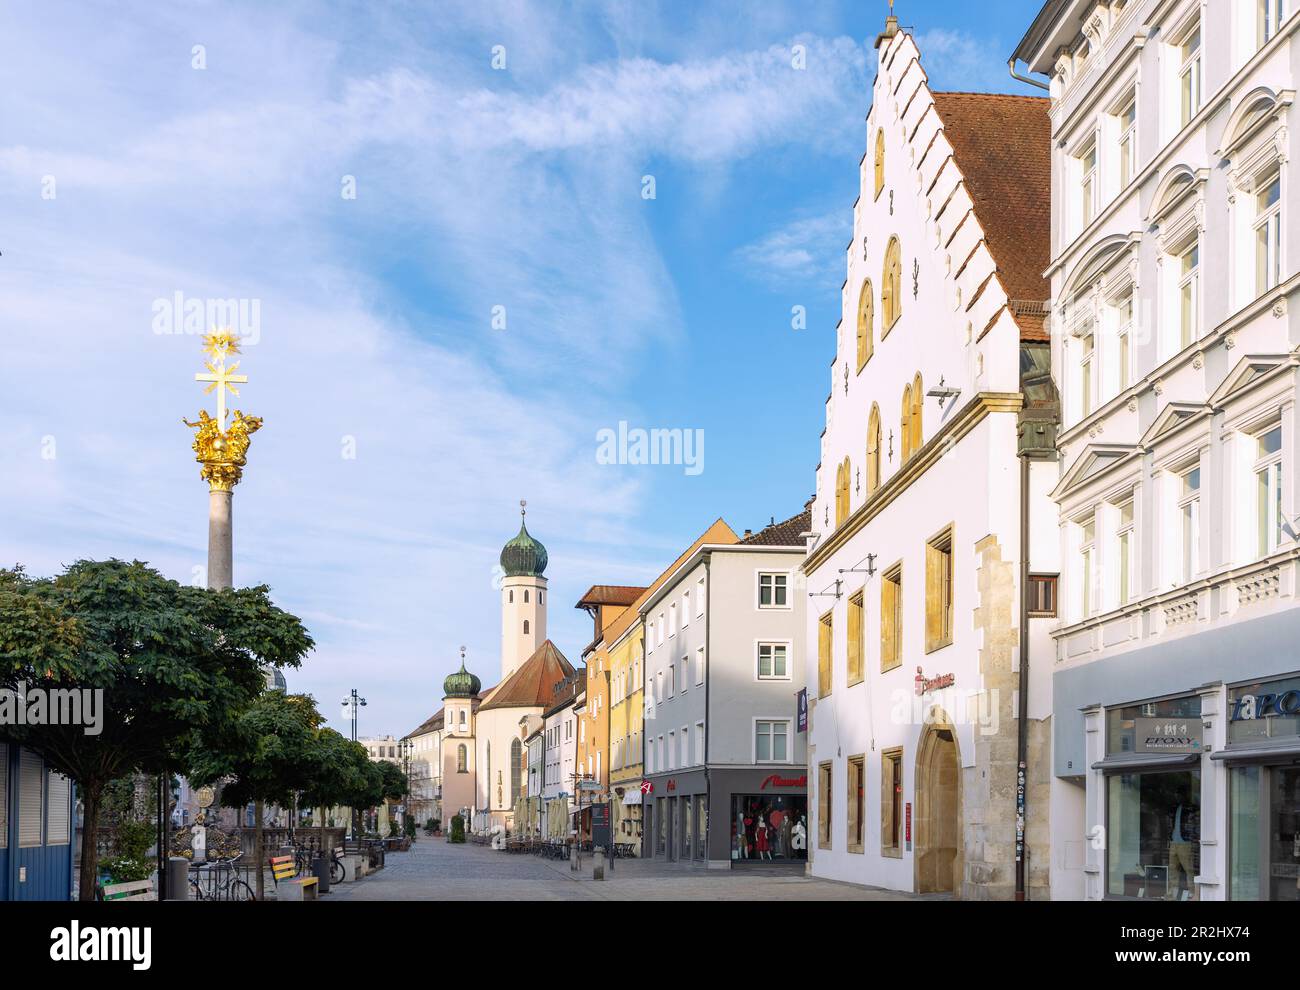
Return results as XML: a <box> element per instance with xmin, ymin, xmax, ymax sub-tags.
<box><xmin>195</xmin><ymin>329</ymin><xmax>247</xmax><ymax>428</ymax></box>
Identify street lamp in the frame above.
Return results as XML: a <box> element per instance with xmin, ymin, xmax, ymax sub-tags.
<box><xmin>342</xmin><ymin>689</ymin><xmax>367</xmax><ymax>841</ymax></box>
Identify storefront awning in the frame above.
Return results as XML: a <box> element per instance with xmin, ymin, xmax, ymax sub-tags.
<box><xmin>1091</xmin><ymin>753</ymin><xmax>1200</xmax><ymax>772</ymax></box>
<box><xmin>1211</xmin><ymin>741</ymin><xmax>1300</xmax><ymax>763</ymax></box>
<box><xmin>622</xmin><ymin>790</ymin><xmax>642</xmax><ymax>806</ymax></box>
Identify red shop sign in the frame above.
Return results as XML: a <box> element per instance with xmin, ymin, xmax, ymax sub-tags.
<box><xmin>640</xmin><ymin>780</ymin><xmax>653</xmax><ymax>794</ymax></box>
<box><xmin>666</xmin><ymin>779</ymin><xmax>676</xmax><ymax>792</ymax></box>
<box><xmin>760</xmin><ymin>774</ymin><xmax>807</xmax><ymax>790</ymax></box>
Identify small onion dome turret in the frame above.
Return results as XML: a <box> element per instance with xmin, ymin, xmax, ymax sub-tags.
<box><xmin>500</xmin><ymin>504</ymin><xmax>548</xmax><ymax>577</ymax></box>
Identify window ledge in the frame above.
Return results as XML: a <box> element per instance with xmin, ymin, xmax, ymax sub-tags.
<box><xmin>881</xmin><ymin>846</ymin><xmax>903</xmax><ymax>859</ymax></box>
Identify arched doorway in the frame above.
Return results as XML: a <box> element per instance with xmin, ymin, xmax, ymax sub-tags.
<box><xmin>914</xmin><ymin>711</ymin><xmax>962</xmax><ymax>894</ymax></box>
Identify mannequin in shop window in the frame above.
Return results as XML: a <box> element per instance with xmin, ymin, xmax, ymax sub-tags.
<box><xmin>736</xmin><ymin>810</ymin><xmax>749</xmax><ymax>859</ymax></box>
<box><xmin>1167</xmin><ymin>784</ymin><xmax>1199</xmax><ymax>900</ymax></box>
<box><xmin>755</xmin><ymin>814</ymin><xmax>772</xmax><ymax>861</ymax></box>
<box><xmin>791</xmin><ymin>815</ymin><xmax>807</xmax><ymax>857</ymax></box>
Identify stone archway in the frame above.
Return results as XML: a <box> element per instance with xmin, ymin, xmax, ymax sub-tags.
<box><xmin>914</xmin><ymin>711</ymin><xmax>962</xmax><ymax>895</ymax></box>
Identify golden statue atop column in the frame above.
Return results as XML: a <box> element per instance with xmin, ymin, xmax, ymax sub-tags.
<box><xmin>184</xmin><ymin>329</ymin><xmax>262</xmax><ymax>590</ymax></box>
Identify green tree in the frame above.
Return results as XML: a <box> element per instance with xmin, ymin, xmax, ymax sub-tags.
<box><xmin>298</xmin><ymin>729</ymin><xmax>379</xmax><ymax>849</ymax></box>
<box><xmin>0</xmin><ymin>560</ymin><xmax>312</xmax><ymax>900</ymax></box>
<box><xmin>188</xmin><ymin>691</ymin><xmax>321</xmax><ymax>899</ymax></box>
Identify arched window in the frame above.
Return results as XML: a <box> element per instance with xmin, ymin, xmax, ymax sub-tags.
<box><xmin>835</xmin><ymin>457</ymin><xmax>851</xmax><ymax>526</ymax></box>
<box><xmin>882</xmin><ymin>237</ymin><xmax>902</xmax><ymax>333</ymax></box>
<box><xmin>901</xmin><ymin>383</ymin><xmax>913</xmax><ymax>460</ymax></box>
<box><xmin>511</xmin><ymin>739</ymin><xmax>522</xmax><ymax>807</ymax></box>
<box><xmin>867</xmin><ymin>404</ymin><xmax>881</xmax><ymax>493</ymax></box>
<box><xmin>856</xmin><ymin>280</ymin><xmax>874</xmax><ymax>371</ymax></box>
<box><xmin>874</xmin><ymin>129</ymin><xmax>886</xmax><ymax>199</ymax></box>
<box><xmin>457</xmin><ymin>743</ymin><xmax>467</xmax><ymax>773</ymax></box>
<box><xmin>910</xmin><ymin>372</ymin><xmax>923</xmax><ymax>454</ymax></box>
<box><xmin>508</xmin><ymin>590</ymin><xmax>514</xmax><ymax>603</ymax></box>
<box><xmin>524</xmin><ymin>590</ymin><xmax>529</xmax><ymax>603</ymax></box>
<box><xmin>523</xmin><ymin>619</ymin><xmax>530</xmax><ymax>634</ymax></box>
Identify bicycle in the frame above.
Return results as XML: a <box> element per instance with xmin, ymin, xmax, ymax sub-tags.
<box><xmin>189</xmin><ymin>854</ymin><xmax>255</xmax><ymax>901</ymax></box>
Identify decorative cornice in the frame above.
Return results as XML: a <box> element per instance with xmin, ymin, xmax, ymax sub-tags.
<box><xmin>804</xmin><ymin>392</ymin><xmax>1023</xmax><ymax>573</ymax></box>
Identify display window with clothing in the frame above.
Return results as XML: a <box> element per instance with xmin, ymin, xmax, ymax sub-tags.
<box><xmin>730</xmin><ymin>794</ymin><xmax>807</xmax><ymax>862</ymax></box>
<box><xmin>1100</xmin><ymin>696</ymin><xmax>1203</xmax><ymax>900</ymax></box>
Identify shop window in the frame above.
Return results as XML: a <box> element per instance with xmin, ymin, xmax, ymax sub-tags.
<box><xmin>818</xmin><ymin>610</ymin><xmax>833</xmax><ymax>697</ymax></box>
<box><xmin>881</xmin><ymin>748</ymin><xmax>903</xmax><ymax>855</ymax></box>
<box><xmin>817</xmin><ymin>761</ymin><xmax>833</xmax><ymax>849</ymax></box>
<box><xmin>1027</xmin><ymin>573</ymin><xmax>1058</xmax><ymax>617</ymax></box>
<box><xmin>734</xmin><ymin>793</ymin><xmax>807</xmax><ymax>862</ymax></box>
<box><xmin>925</xmin><ymin>527</ymin><xmax>954</xmax><ymax>653</ymax></box>
<box><xmin>1256</xmin><ymin>425</ymin><xmax>1283</xmax><ymax>555</ymax></box>
<box><xmin>847</xmin><ymin>592</ymin><xmax>864</xmax><ymax>685</ymax></box>
<box><xmin>1107</xmin><ymin>769</ymin><xmax>1200</xmax><ymax>900</ymax></box>
<box><xmin>847</xmin><ymin>755</ymin><xmax>865</xmax><ymax>854</ymax></box>
<box><xmin>881</xmin><ymin>563</ymin><xmax>902</xmax><ymax>671</ymax></box>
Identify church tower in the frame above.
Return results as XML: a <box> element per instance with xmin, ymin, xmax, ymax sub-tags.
<box><xmin>498</xmin><ymin>501</ymin><xmax>548</xmax><ymax>681</ymax></box>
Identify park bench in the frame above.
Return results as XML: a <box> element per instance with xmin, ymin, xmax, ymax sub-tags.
<box><xmin>101</xmin><ymin>879</ymin><xmax>155</xmax><ymax>901</ymax></box>
<box><xmin>270</xmin><ymin>854</ymin><xmax>318</xmax><ymax>901</ymax></box>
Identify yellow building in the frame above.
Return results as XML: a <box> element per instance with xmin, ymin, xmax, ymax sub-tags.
<box><xmin>607</xmin><ymin>519</ymin><xmax>738</xmax><ymax>854</ymax></box>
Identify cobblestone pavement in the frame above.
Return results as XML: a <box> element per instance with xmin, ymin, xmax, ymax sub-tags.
<box><xmin>325</xmin><ymin>837</ymin><xmax>933</xmax><ymax>901</ymax></box>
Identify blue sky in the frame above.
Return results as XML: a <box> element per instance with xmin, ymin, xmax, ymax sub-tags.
<box><xmin>0</xmin><ymin>0</ymin><xmax>1045</xmax><ymax>737</ymax></box>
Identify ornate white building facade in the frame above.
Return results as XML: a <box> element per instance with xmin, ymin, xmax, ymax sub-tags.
<box><xmin>1015</xmin><ymin>0</ymin><xmax>1300</xmax><ymax>901</ymax></box>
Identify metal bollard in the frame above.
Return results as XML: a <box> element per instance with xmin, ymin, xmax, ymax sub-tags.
<box><xmin>165</xmin><ymin>857</ymin><xmax>190</xmax><ymax>900</ymax></box>
<box><xmin>592</xmin><ymin>846</ymin><xmax>606</xmax><ymax>881</ymax></box>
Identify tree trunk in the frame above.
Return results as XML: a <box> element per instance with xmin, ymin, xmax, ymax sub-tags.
<box><xmin>78</xmin><ymin>781</ymin><xmax>103</xmax><ymax>902</ymax></box>
<box><xmin>254</xmin><ymin>799</ymin><xmax>265</xmax><ymax>900</ymax></box>
<box><xmin>318</xmin><ymin>806</ymin><xmax>325</xmax><ymax>850</ymax></box>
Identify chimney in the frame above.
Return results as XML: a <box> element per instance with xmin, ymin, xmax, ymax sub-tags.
<box><xmin>744</xmin><ymin>529</ymin><xmax>753</xmax><ymax>538</ymax></box>
<box><xmin>874</xmin><ymin>9</ymin><xmax>899</xmax><ymax>49</ymax></box>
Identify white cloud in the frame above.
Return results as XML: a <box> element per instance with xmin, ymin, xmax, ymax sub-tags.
<box><xmin>0</xmin><ymin>2</ymin><xmax>869</xmax><ymax>734</ymax></box>
<box><xmin>734</xmin><ymin>210</ymin><xmax>848</xmax><ymax>286</ymax></box>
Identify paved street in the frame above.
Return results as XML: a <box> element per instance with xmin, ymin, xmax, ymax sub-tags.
<box><xmin>326</xmin><ymin>838</ymin><xmax>933</xmax><ymax>901</ymax></box>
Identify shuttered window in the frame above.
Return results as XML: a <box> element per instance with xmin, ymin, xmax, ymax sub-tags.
<box><xmin>0</xmin><ymin>744</ymin><xmax>7</xmax><ymax>849</ymax></box>
<box><xmin>881</xmin><ymin>564</ymin><xmax>903</xmax><ymax>671</ymax></box>
<box><xmin>817</xmin><ymin>611</ymin><xmax>833</xmax><ymax>698</ymax></box>
<box><xmin>47</xmin><ymin>773</ymin><xmax>71</xmax><ymax>844</ymax></box>
<box><xmin>925</xmin><ymin>527</ymin><xmax>954</xmax><ymax>653</ymax></box>
<box><xmin>18</xmin><ymin>749</ymin><xmax>44</xmax><ymax>847</ymax></box>
<box><xmin>817</xmin><ymin>761</ymin><xmax>833</xmax><ymax>849</ymax></box>
<box><xmin>847</xmin><ymin>592</ymin><xmax>864</xmax><ymax>685</ymax></box>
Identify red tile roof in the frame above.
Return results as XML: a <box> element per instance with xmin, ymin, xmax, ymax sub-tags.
<box><xmin>479</xmin><ymin>640</ymin><xmax>576</xmax><ymax>711</ymax></box>
<box><xmin>575</xmin><ymin>585</ymin><xmax>648</xmax><ymax>607</ymax></box>
<box><xmin>738</xmin><ymin>509</ymin><xmax>813</xmax><ymax>546</ymax></box>
<box><xmin>930</xmin><ymin>92</ymin><xmax>1051</xmax><ymax>342</ymax></box>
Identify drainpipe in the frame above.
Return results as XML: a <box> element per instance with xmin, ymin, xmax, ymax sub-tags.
<box><xmin>703</xmin><ymin>554</ymin><xmax>712</xmax><ymax>867</ymax></box>
<box><xmin>1016</xmin><ymin>453</ymin><xmax>1031</xmax><ymax>902</ymax></box>
<box><xmin>1008</xmin><ymin>57</ymin><xmax>1051</xmax><ymax>92</ymax></box>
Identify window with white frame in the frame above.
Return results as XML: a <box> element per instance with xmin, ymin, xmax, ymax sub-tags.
<box><xmin>1258</xmin><ymin>0</ymin><xmax>1286</xmax><ymax>48</ymax></box>
<box><xmin>680</xmin><ymin>726</ymin><xmax>689</xmax><ymax>767</ymax></box>
<box><xmin>696</xmin><ymin>645</ymin><xmax>705</xmax><ymax>685</ymax></box>
<box><xmin>758</xmin><ymin>572</ymin><xmax>789</xmax><ymax>608</ymax></box>
<box><xmin>1256</xmin><ymin>424</ymin><xmax>1284</xmax><ymax>555</ymax></box>
<box><xmin>1078</xmin><ymin>512</ymin><xmax>1097</xmax><ymax>619</ymax></box>
<box><xmin>1116</xmin><ymin>498</ymin><xmax>1135</xmax><ymax>606</ymax></box>
<box><xmin>1118</xmin><ymin>96</ymin><xmax>1137</xmax><ymax>188</ymax></box>
<box><xmin>1177</xmin><ymin>241</ymin><xmax>1200</xmax><ymax>350</ymax></box>
<box><xmin>657</xmin><ymin>613</ymin><xmax>665</xmax><ymax>646</ymax></box>
<box><xmin>1116</xmin><ymin>292</ymin><xmax>1133</xmax><ymax>391</ymax></box>
<box><xmin>679</xmin><ymin>657</ymin><xmax>687</xmax><ymax>693</ymax></box>
<box><xmin>1079</xmin><ymin>330</ymin><xmax>1096</xmax><ymax>418</ymax></box>
<box><xmin>696</xmin><ymin>577</ymin><xmax>706</xmax><ymax>617</ymax></box>
<box><xmin>1254</xmin><ymin>168</ymin><xmax>1282</xmax><ymax>296</ymax></box>
<box><xmin>1080</xmin><ymin>139</ymin><xmax>1098</xmax><ymax>229</ymax></box>
<box><xmin>1179</xmin><ymin>465</ymin><xmax>1201</xmax><ymax>583</ymax></box>
<box><xmin>666</xmin><ymin>666</ymin><xmax>674</xmax><ymax>699</ymax></box>
<box><xmin>757</xmin><ymin>642</ymin><xmax>789</xmax><ymax>680</ymax></box>
<box><xmin>682</xmin><ymin>590</ymin><xmax>690</xmax><ymax>626</ymax></box>
<box><xmin>1178</xmin><ymin>21</ymin><xmax>1202</xmax><ymax>127</ymax></box>
<box><xmin>695</xmin><ymin>721</ymin><xmax>705</xmax><ymax>764</ymax></box>
<box><xmin>669</xmin><ymin>602</ymin><xmax>677</xmax><ymax>638</ymax></box>
<box><xmin>755</xmin><ymin>719</ymin><xmax>790</xmax><ymax>763</ymax></box>
<box><xmin>667</xmin><ymin>731</ymin><xmax>675</xmax><ymax>770</ymax></box>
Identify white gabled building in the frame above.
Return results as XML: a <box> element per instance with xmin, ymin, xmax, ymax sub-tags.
<box><xmin>803</xmin><ymin>19</ymin><xmax>1058</xmax><ymax>900</ymax></box>
<box><xmin>1014</xmin><ymin>0</ymin><xmax>1300</xmax><ymax>902</ymax></box>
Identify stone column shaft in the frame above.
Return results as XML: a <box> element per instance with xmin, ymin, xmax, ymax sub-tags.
<box><xmin>208</xmin><ymin>488</ymin><xmax>233</xmax><ymax>591</ymax></box>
